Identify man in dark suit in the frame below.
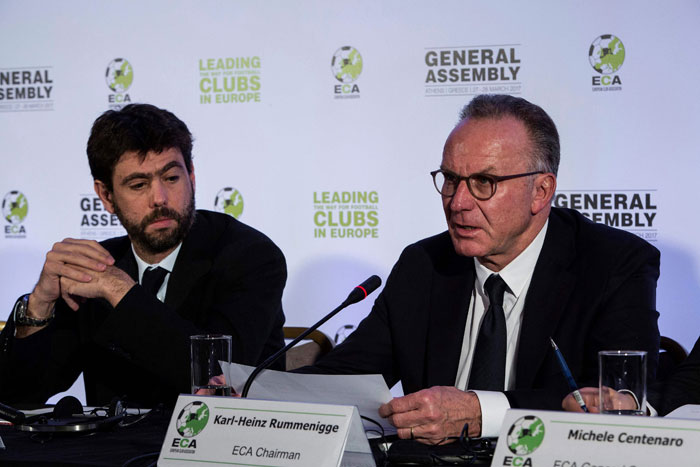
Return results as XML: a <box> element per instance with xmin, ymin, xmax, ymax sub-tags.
<box><xmin>0</xmin><ymin>104</ymin><xmax>286</xmax><ymax>407</ymax></box>
<box><xmin>302</xmin><ymin>94</ymin><xmax>660</xmax><ymax>442</ymax></box>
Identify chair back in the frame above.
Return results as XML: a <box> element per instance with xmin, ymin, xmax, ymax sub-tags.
<box><xmin>283</xmin><ymin>326</ymin><xmax>334</xmax><ymax>371</ymax></box>
<box><xmin>657</xmin><ymin>336</ymin><xmax>688</xmax><ymax>381</ymax></box>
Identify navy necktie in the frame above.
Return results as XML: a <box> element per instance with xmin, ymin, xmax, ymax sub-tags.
<box><xmin>468</xmin><ymin>274</ymin><xmax>508</xmax><ymax>391</ymax></box>
<box><xmin>141</xmin><ymin>266</ymin><xmax>168</xmax><ymax>297</ymax></box>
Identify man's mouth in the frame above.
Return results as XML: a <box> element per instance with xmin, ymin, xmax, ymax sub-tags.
<box><xmin>149</xmin><ymin>217</ymin><xmax>175</xmax><ymax>229</ymax></box>
<box><xmin>450</xmin><ymin>221</ymin><xmax>479</xmax><ymax>235</ymax></box>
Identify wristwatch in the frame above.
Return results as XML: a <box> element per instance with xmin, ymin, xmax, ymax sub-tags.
<box><xmin>13</xmin><ymin>294</ymin><xmax>55</xmax><ymax>327</ymax></box>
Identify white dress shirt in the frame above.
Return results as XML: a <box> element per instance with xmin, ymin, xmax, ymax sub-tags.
<box><xmin>454</xmin><ymin>220</ymin><xmax>548</xmax><ymax>437</ymax></box>
<box><xmin>132</xmin><ymin>243</ymin><xmax>183</xmax><ymax>302</ymax></box>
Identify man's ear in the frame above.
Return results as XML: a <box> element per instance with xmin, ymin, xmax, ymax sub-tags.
<box><xmin>188</xmin><ymin>164</ymin><xmax>196</xmax><ymax>192</ymax></box>
<box><xmin>531</xmin><ymin>173</ymin><xmax>557</xmax><ymax>215</ymax></box>
<box><xmin>94</xmin><ymin>180</ymin><xmax>115</xmax><ymax>214</ymax></box>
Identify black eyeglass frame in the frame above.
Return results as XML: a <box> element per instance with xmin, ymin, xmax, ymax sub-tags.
<box><xmin>430</xmin><ymin>169</ymin><xmax>544</xmax><ymax>201</ymax></box>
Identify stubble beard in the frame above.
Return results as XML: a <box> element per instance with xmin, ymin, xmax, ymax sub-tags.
<box><xmin>114</xmin><ymin>193</ymin><xmax>196</xmax><ymax>256</ymax></box>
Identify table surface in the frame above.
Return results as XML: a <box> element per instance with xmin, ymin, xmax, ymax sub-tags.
<box><xmin>0</xmin><ymin>410</ymin><xmax>494</xmax><ymax>466</ymax></box>
<box><xmin>0</xmin><ymin>409</ymin><xmax>170</xmax><ymax>467</ymax></box>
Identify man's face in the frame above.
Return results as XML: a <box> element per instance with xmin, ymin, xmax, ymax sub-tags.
<box><xmin>441</xmin><ymin>116</ymin><xmax>544</xmax><ymax>271</ymax></box>
<box><xmin>96</xmin><ymin>147</ymin><xmax>196</xmax><ymax>260</ymax></box>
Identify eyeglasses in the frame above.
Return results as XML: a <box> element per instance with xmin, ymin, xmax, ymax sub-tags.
<box><xmin>430</xmin><ymin>169</ymin><xmax>543</xmax><ymax>201</ymax></box>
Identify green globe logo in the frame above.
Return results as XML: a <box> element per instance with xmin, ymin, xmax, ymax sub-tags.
<box><xmin>214</xmin><ymin>187</ymin><xmax>244</xmax><ymax>219</ymax></box>
<box><xmin>589</xmin><ymin>35</ymin><xmax>625</xmax><ymax>74</ymax></box>
<box><xmin>176</xmin><ymin>401</ymin><xmax>209</xmax><ymax>438</ymax></box>
<box><xmin>105</xmin><ymin>58</ymin><xmax>134</xmax><ymax>92</ymax></box>
<box><xmin>507</xmin><ymin>415</ymin><xmax>545</xmax><ymax>455</ymax></box>
<box><xmin>331</xmin><ymin>46</ymin><xmax>363</xmax><ymax>83</ymax></box>
<box><xmin>2</xmin><ymin>191</ymin><xmax>28</xmax><ymax>224</ymax></box>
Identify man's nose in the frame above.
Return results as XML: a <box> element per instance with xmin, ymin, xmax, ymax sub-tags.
<box><xmin>448</xmin><ymin>179</ymin><xmax>476</xmax><ymax>211</ymax></box>
<box><xmin>150</xmin><ymin>180</ymin><xmax>168</xmax><ymax>207</ymax></box>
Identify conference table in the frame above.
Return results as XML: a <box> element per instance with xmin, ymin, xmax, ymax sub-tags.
<box><xmin>0</xmin><ymin>408</ymin><xmax>171</xmax><ymax>466</ymax></box>
<box><xmin>0</xmin><ymin>407</ymin><xmax>495</xmax><ymax>466</ymax></box>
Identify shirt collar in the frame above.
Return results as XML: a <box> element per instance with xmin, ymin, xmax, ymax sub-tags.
<box><xmin>474</xmin><ymin>219</ymin><xmax>549</xmax><ymax>298</ymax></box>
<box><xmin>132</xmin><ymin>242</ymin><xmax>183</xmax><ymax>283</ymax></box>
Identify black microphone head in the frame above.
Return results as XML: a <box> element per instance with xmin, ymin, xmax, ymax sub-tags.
<box><xmin>0</xmin><ymin>401</ymin><xmax>26</xmax><ymax>424</ymax></box>
<box><xmin>345</xmin><ymin>275</ymin><xmax>382</xmax><ymax>304</ymax></box>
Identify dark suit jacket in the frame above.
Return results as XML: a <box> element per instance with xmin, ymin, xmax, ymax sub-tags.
<box><xmin>303</xmin><ymin>208</ymin><xmax>660</xmax><ymax>410</ymax></box>
<box><xmin>0</xmin><ymin>210</ymin><xmax>286</xmax><ymax>407</ymax></box>
<box><xmin>650</xmin><ymin>336</ymin><xmax>700</xmax><ymax>416</ymax></box>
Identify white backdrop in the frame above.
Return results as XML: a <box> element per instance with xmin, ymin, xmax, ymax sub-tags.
<box><xmin>2</xmin><ymin>0</ymin><xmax>699</xmax><ymax>402</ymax></box>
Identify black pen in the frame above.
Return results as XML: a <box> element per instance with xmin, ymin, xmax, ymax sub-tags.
<box><xmin>549</xmin><ymin>337</ymin><xmax>589</xmax><ymax>413</ymax></box>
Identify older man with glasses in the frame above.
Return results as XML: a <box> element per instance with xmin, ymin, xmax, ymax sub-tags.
<box><xmin>300</xmin><ymin>94</ymin><xmax>660</xmax><ymax>443</ymax></box>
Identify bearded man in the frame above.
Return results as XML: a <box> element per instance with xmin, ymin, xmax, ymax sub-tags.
<box><xmin>0</xmin><ymin>104</ymin><xmax>286</xmax><ymax>407</ymax></box>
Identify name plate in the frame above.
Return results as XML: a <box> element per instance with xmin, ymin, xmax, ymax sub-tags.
<box><xmin>158</xmin><ymin>394</ymin><xmax>373</xmax><ymax>466</ymax></box>
<box><xmin>493</xmin><ymin>409</ymin><xmax>700</xmax><ymax>467</ymax></box>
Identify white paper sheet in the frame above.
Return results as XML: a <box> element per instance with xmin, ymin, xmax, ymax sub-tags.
<box><xmin>665</xmin><ymin>404</ymin><xmax>700</xmax><ymax>420</ymax></box>
<box><xmin>222</xmin><ymin>362</ymin><xmax>396</xmax><ymax>435</ymax></box>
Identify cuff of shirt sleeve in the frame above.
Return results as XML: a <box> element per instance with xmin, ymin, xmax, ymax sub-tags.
<box><xmin>471</xmin><ymin>390</ymin><xmax>511</xmax><ymax>438</ymax></box>
<box><xmin>646</xmin><ymin>402</ymin><xmax>658</xmax><ymax>417</ymax></box>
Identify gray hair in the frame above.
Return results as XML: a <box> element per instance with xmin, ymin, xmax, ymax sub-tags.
<box><xmin>459</xmin><ymin>94</ymin><xmax>560</xmax><ymax>176</ymax></box>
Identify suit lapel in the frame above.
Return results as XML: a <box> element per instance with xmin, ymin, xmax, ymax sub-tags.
<box><xmin>164</xmin><ymin>214</ymin><xmax>212</xmax><ymax>312</ymax></box>
<box><xmin>165</xmin><ymin>254</ymin><xmax>210</xmax><ymax>311</ymax></box>
<box><xmin>516</xmin><ymin>212</ymin><xmax>577</xmax><ymax>388</ymax></box>
<box><xmin>424</xmin><ymin>246</ymin><xmax>474</xmax><ymax>388</ymax></box>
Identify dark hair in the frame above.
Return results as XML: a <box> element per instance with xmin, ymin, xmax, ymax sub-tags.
<box><xmin>86</xmin><ymin>103</ymin><xmax>193</xmax><ymax>190</ymax></box>
<box><xmin>459</xmin><ymin>94</ymin><xmax>560</xmax><ymax>176</ymax></box>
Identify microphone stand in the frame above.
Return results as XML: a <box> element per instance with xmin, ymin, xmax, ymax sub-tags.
<box><xmin>241</xmin><ymin>275</ymin><xmax>381</xmax><ymax>398</ymax></box>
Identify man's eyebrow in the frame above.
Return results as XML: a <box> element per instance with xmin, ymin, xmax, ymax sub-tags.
<box><xmin>120</xmin><ymin>172</ymin><xmax>151</xmax><ymax>185</ymax></box>
<box><xmin>158</xmin><ymin>160</ymin><xmax>185</xmax><ymax>175</ymax></box>
<box><xmin>440</xmin><ymin>166</ymin><xmax>459</xmax><ymax>176</ymax></box>
<box><xmin>119</xmin><ymin>161</ymin><xmax>186</xmax><ymax>185</ymax></box>
<box><xmin>440</xmin><ymin>165</ymin><xmax>498</xmax><ymax>176</ymax></box>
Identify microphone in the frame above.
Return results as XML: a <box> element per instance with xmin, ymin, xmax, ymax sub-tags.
<box><xmin>343</xmin><ymin>275</ymin><xmax>382</xmax><ymax>306</ymax></box>
<box><xmin>0</xmin><ymin>400</ymin><xmax>25</xmax><ymax>424</ymax></box>
<box><xmin>241</xmin><ymin>275</ymin><xmax>382</xmax><ymax>398</ymax></box>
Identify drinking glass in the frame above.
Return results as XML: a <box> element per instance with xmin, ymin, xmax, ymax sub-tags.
<box><xmin>598</xmin><ymin>350</ymin><xmax>647</xmax><ymax>415</ymax></box>
<box><xmin>190</xmin><ymin>334</ymin><xmax>232</xmax><ymax>396</ymax></box>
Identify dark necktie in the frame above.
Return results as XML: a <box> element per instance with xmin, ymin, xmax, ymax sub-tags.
<box><xmin>468</xmin><ymin>274</ymin><xmax>509</xmax><ymax>391</ymax></box>
<box><xmin>141</xmin><ymin>266</ymin><xmax>168</xmax><ymax>297</ymax></box>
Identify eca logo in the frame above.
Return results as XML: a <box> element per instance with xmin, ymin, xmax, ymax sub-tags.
<box><xmin>171</xmin><ymin>438</ymin><xmax>198</xmax><ymax>449</ymax></box>
<box><xmin>501</xmin><ymin>416</ymin><xmax>545</xmax><ymax>466</ymax></box>
<box><xmin>589</xmin><ymin>35</ymin><xmax>625</xmax><ymax>89</ymax></box>
<box><xmin>171</xmin><ymin>400</ymin><xmax>210</xmax><ymax>450</ymax></box>
<box><xmin>331</xmin><ymin>46</ymin><xmax>362</xmax><ymax>98</ymax></box>
<box><xmin>105</xmin><ymin>58</ymin><xmax>134</xmax><ymax>107</ymax></box>
<box><xmin>3</xmin><ymin>190</ymin><xmax>28</xmax><ymax>237</ymax></box>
